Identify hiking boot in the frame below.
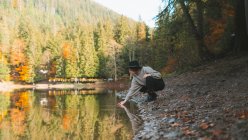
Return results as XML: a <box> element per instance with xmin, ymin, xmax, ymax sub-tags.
<box><xmin>146</xmin><ymin>92</ymin><xmax>157</xmax><ymax>102</ymax></box>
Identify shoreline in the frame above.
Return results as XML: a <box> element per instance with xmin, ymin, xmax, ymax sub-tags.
<box><xmin>118</xmin><ymin>55</ymin><xmax>248</xmax><ymax>140</ymax></box>
<box><xmin>0</xmin><ymin>80</ymin><xmax>129</xmax><ymax>92</ymax></box>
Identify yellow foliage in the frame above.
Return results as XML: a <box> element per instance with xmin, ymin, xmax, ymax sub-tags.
<box><xmin>11</xmin><ymin>0</ymin><xmax>18</xmax><ymax>9</ymax></box>
<box><xmin>10</xmin><ymin>108</ymin><xmax>26</xmax><ymax>136</ymax></box>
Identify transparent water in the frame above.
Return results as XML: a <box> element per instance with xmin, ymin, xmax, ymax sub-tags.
<box><xmin>0</xmin><ymin>89</ymin><xmax>141</xmax><ymax>140</ymax></box>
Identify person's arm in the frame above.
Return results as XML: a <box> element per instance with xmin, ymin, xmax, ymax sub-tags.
<box><xmin>118</xmin><ymin>78</ymin><xmax>142</xmax><ymax>105</ymax></box>
<box><xmin>143</xmin><ymin>66</ymin><xmax>161</xmax><ymax>78</ymax></box>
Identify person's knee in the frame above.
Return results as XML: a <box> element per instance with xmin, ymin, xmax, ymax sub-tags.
<box><xmin>145</xmin><ymin>76</ymin><xmax>153</xmax><ymax>80</ymax></box>
<box><xmin>145</xmin><ymin>76</ymin><xmax>154</xmax><ymax>86</ymax></box>
<box><xmin>158</xmin><ymin>79</ymin><xmax>165</xmax><ymax>90</ymax></box>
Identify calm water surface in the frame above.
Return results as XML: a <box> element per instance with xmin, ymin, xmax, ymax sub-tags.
<box><xmin>0</xmin><ymin>89</ymin><xmax>141</xmax><ymax>140</ymax></box>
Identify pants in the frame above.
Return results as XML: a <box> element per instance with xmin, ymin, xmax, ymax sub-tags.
<box><xmin>139</xmin><ymin>76</ymin><xmax>165</xmax><ymax>93</ymax></box>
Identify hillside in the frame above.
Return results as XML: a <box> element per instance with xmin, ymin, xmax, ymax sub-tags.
<box><xmin>0</xmin><ymin>0</ymin><xmax>139</xmax><ymax>82</ymax></box>
<box><xmin>0</xmin><ymin>0</ymin><xmax>135</xmax><ymax>25</ymax></box>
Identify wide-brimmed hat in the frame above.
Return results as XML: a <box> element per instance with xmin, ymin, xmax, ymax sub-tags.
<box><xmin>128</xmin><ymin>60</ymin><xmax>141</xmax><ymax>68</ymax></box>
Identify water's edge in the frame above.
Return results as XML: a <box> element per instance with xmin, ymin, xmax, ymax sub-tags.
<box><xmin>116</xmin><ymin>91</ymin><xmax>156</xmax><ymax>140</ymax></box>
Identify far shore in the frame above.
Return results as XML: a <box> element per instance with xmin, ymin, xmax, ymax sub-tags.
<box><xmin>0</xmin><ymin>80</ymin><xmax>129</xmax><ymax>92</ymax></box>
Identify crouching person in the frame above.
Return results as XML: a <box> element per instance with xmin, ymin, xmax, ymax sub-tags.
<box><xmin>118</xmin><ymin>60</ymin><xmax>165</xmax><ymax>105</ymax></box>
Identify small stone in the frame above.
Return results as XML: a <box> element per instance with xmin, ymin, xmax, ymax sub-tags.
<box><xmin>168</xmin><ymin>118</ymin><xmax>176</xmax><ymax>123</ymax></box>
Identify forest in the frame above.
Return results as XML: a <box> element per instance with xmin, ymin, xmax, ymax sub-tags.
<box><xmin>0</xmin><ymin>0</ymin><xmax>247</xmax><ymax>83</ymax></box>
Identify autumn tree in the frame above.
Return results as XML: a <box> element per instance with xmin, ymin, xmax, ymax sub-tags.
<box><xmin>136</xmin><ymin>20</ymin><xmax>146</xmax><ymax>42</ymax></box>
<box><xmin>0</xmin><ymin>0</ymin><xmax>139</xmax><ymax>82</ymax></box>
<box><xmin>155</xmin><ymin>0</ymin><xmax>239</xmax><ymax>71</ymax></box>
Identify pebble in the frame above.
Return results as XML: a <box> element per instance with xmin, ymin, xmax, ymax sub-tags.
<box><xmin>168</xmin><ymin>118</ymin><xmax>176</xmax><ymax>123</ymax></box>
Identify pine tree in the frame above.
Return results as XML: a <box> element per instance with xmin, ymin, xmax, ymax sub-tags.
<box><xmin>114</xmin><ymin>16</ymin><xmax>129</xmax><ymax>45</ymax></box>
<box><xmin>79</xmin><ymin>26</ymin><xmax>99</xmax><ymax>77</ymax></box>
<box><xmin>95</xmin><ymin>22</ymin><xmax>108</xmax><ymax>77</ymax></box>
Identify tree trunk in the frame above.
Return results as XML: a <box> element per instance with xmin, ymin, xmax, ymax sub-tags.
<box><xmin>179</xmin><ymin>0</ymin><xmax>211</xmax><ymax>60</ymax></box>
<box><xmin>196</xmin><ymin>0</ymin><xmax>204</xmax><ymax>37</ymax></box>
<box><xmin>235</xmin><ymin>0</ymin><xmax>248</xmax><ymax>51</ymax></box>
<box><xmin>245</xmin><ymin>0</ymin><xmax>248</xmax><ymax>35</ymax></box>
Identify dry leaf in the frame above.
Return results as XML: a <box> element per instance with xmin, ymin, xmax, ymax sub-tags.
<box><xmin>211</xmin><ymin>129</ymin><xmax>223</xmax><ymax>136</ymax></box>
<box><xmin>181</xmin><ymin>126</ymin><xmax>189</xmax><ymax>131</ymax></box>
<box><xmin>183</xmin><ymin>129</ymin><xmax>195</xmax><ymax>136</ymax></box>
<box><xmin>200</xmin><ymin>123</ymin><xmax>209</xmax><ymax>130</ymax></box>
<box><xmin>182</xmin><ymin>117</ymin><xmax>190</xmax><ymax>122</ymax></box>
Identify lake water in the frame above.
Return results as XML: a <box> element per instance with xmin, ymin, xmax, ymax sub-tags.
<box><xmin>0</xmin><ymin>89</ymin><xmax>141</xmax><ymax>140</ymax></box>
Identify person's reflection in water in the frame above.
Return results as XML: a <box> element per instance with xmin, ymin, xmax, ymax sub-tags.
<box><xmin>118</xmin><ymin>104</ymin><xmax>143</xmax><ymax>134</ymax></box>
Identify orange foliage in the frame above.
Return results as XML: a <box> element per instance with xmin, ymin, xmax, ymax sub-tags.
<box><xmin>137</xmin><ymin>22</ymin><xmax>146</xmax><ymax>41</ymax></box>
<box><xmin>204</xmin><ymin>2</ymin><xmax>235</xmax><ymax>50</ymax></box>
<box><xmin>204</xmin><ymin>18</ymin><xmax>226</xmax><ymax>47</ymax></box>
<box><xmin>62</xmin><ymin>114</ymin><xmax>71</xmax><ymax>130</ymax></box>
<box><xmin>10</xmin><ymin>39</ymin><xmax>26</xmax><ymax>65</ymax></box>
<box><xmin>161</xmin><ymin>56</ymin><xmax>177</xmax><ymax>74</ymax></box>
<box><xmin>62</xmin><ymin>43</ymin><xmax>71</xmax><ymax>59</ymax></box>
<box><xmin>15</xmin><ymin>64</ymin><xmax>30</xmax><ymax>82</ymax></box>
<box><xmin>10</xmin><ymin>108</ymin><xmax>26</xmax><ymax>136</ymax></box>
<box><xmin>14</xmin><ymin>91</ymin><xmax>30</xmax><ymax>111</ymax></box>
<box><xmin>8</xmin><ymin>91</ymin><xmax>30</xmax><ymax>135</ymax></box>
<box><xmin>62</xmin><ymin>110</ymin><xmax>77</xmax><ymax>131</ymax></box>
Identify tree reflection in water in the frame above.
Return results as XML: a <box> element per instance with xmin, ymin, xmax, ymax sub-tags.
<box><xmin>0</xmin><ymin>89</ymin><xmax>137</xmax><ymax>140</ymax></box>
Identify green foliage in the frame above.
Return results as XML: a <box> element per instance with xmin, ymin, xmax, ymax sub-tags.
<box><xmin>155</xmin><ymin>0</ymin><xmax>238</xmax><ymax>72</ymax></box>
<box><xmin>0</xmin><ymin>60</ymin><xmax>10</xmax><ymax>81</ymax></box>
<box><xmin>0</xmin><ymin>0</ymin><xmax>175</xmax><ymax>81</ymax></box>
<box><xmin>114</xmin><ymin>16</ymin><xmax>130</xmax><ymax>45</ymax></box>
<box><xmin>0</xmin><ymin>0</ymin><xmax>139</xmax><ymax>81</ymax></box>
<box><xmin>0</xmin><ymin>93</ymin><xmax>10</xmax><ymax>112</ymax></box>
<box><xmin>79</xmin><ymin>27</ymin><xmax>99</xmax><ymax>77</ymax></box>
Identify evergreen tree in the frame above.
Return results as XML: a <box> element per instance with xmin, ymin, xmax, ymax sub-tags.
<box><xmin>79</xmin><ymin>26</ymin><xmax>99</xmax><ymax>77</ymax></box>
<box><xmin>114</xmin><ymin>16</ymin><xmax>129</xmax><ymax>45</ymax></box>
<box><xmin>95</xmin><ymin>22</ymin><xmax>108</xmax><ymax>77</ymax></box>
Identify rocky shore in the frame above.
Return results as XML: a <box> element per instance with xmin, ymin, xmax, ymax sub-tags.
<box><xmin>118</xmin><ymin>55</ymin><xmax>248</xmax><ymax>140</ymax></box>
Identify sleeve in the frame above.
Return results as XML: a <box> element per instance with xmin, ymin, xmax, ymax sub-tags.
<box><xmin>124</xmin><ymin>78</ymin><xmax>142</xmax><ymax>102</ymax></box>
<box><xmin>143</xmin><ymin>66</ymin><xmax>161</xmax><ymax>79</ymax></box>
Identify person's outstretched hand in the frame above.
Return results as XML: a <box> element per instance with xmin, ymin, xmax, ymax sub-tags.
<box><xmin>118</xmin><ymin>100</ymin><xmax>126</xmax><ymax>106</ymax></box>
<box><xmin>117</xmin><ymin>101</ymin><xmax>128</xmax><ymax>110</ymax></box>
